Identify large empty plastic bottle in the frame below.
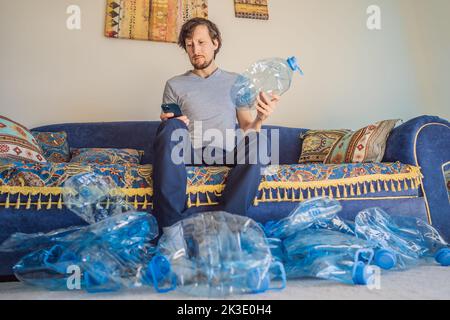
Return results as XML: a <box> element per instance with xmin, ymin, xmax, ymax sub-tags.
<box><xmin>263</xmin><ymin>197</ymin><xmax>344</xmax><ymax>240</ymax></box>
<box><xmin>231</xmin><ymin>56</ymin><xmax>303</xmax><ymax>109</ymax></box>
<box><xmin>62</xmin><ymin>172</ymin><xmax>133</xmax><ymax>224</ymax></box>
<box><xmin>283</xmin><ymin>229</ymin><xmax>379</xmax><ymax>285</ymax></box>
<box><xmin>10</xmin><ymin>211</ymin><xmax>160</xmax><ymax>292</ymax></box>
<box><xmin>355</xmin><ymin>208</ymin><xmax>450</xmax><ymax>269</ymax></box>
<box><xmin>152</xmin><ymin>211</ymin><xmax>286</xmax><ymax>297</ymax></box>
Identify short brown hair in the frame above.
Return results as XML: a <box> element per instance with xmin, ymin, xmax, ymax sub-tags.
<box><xmin>178</xmin><ymin>18</ymin><xmax>222</xmax><ymax>58</ymax></box>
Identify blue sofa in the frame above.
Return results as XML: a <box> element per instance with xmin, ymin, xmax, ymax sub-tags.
<box><xmin>0</xmin><ymin>115</ymin><xmax>449</xmax><ymax>279</ymax></box>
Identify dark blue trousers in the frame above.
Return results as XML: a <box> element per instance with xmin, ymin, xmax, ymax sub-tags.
<box><xmin>153</xmin><ymin>119</ymin><xmax>271</xmax><ymax>228</ymax></box>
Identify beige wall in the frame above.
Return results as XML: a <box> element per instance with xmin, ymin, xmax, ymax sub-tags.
<box><xmin>0</xmin><ymin>0</ymin><xmax>448</xmax><ymax>130</ymax></box>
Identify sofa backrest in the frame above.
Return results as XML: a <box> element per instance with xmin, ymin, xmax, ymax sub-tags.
<box><xmin>31</xmin><ymin>122</ymin><xmax>307</xmax><ymax>165</ymax></box>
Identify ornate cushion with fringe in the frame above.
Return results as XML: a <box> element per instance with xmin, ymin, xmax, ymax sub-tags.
<box><xmin>31</xmin><ymin>131</ymin><xmax>70</xmax><ymax>163</ymax></box>
<box><xmin>324</xmin><ymin>119</ymin><xmax>400</xmax><ymax>164</ymax></box>
<box><xmin>299</xmin><ymin>129</ymin><xmax>351</xmax><ymax>163</ymax></box>
<box><xmin>70</xmin><ymin>148</ymin><xmax>143</xmax><ymax>165</ymax></box>
<box><xmin>0</xmin><ymin>115</ymin><xmax>46</xmax><ymax>164</ymax></box>
<box><xmin>0</xmin><ymin>161</ymin><xmax>423</xmax><ymax>210</ymax></box>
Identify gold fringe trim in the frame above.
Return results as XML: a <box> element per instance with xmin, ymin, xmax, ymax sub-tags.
<box><xmin>37</xmin><ymin>194</ymin><xmax>42</xmax><ymax>210</ymax></box>
<box><xmin>0</xmin><ymin>186</ymin><xmax>153</xmax><ymax>197</ymax></box>
<box><xmin>14</xmin><ymin>194</ymin><xmax>20</xmax><ymax>210</ymax></box>
<box><xmin>0</xmin><ymin>187</ymin><xmax>154</xmax><ymax>210</ymax></box>
<box><xmin>26</xmin><ymin>194</ymin><xmax>31</xmax><ymax>209</ymax></box>
<box><xmin>46</xmin><ymin>196</ymin><xmax>52</xmax><ymax>210</ymax></box>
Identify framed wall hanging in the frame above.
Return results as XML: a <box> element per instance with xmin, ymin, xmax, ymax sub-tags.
<box><xmin>105</xmin><ymin>0</ymin><xmax>208</xmax><ymax>43</ymax></box>
<box><xmin>234</xmin><ymin>0</ymin><xmax>269</xmax><ymax>20</ymax></box>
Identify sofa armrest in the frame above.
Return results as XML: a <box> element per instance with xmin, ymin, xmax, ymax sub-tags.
<box><xmin>384</xmin><ymin>115</ymin><xmax>450</xmax><ymax>240</ymax></box>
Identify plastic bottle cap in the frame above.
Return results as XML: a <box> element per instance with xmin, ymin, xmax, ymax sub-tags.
<box><xmin>435</xmin><ymin>248</ymin><xmax>450</xmax><ymax>266</ymax></box>
<box><xmin>287</xmin><ymin>56</ymin><xmax>304</xmax><ymax>75</ymax></box>
<box><xmin>149</xmin><ymin>255</ymin><xmax>171</xmax><ymax>282</ymax></box>
<box><xmin>353</xmin><ymin>262</ymin><xmax>376</xmax><ymax>286</ymax></box>
<box><xmin>247</xmin><ymin>268</ymin><xmax>270</xmax><ymax>294</ymax></box>
<box><xmin>374</xmin><ymin>249</ymin><xmax>397</xmax><ymax>270</ymax></box>
<box><xmin>43</xmin><ymin>245</ymin><xmax>65</xmax><ymax>265</ymax></box>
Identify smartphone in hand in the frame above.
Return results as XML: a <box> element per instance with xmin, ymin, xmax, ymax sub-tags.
<box><xmin>161</xmin><ymin>103</ymin><xmax>183</xmax><ymax>118</ymax></box>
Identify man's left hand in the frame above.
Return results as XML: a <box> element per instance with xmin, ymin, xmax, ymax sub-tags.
<box><xmin>255</xmin><ymin>92</ymin><xmax>280</xmax><ymax>122</ymax></box>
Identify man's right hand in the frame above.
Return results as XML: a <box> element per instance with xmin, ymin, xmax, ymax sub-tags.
<box><xmin>160</xmin><ymin>113</ymin><xmax>190</xmax><ymax>127</ymax></box>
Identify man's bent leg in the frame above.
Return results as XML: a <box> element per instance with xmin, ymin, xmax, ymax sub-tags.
<box><xmin>220</xmin><ymin>132</ymin><xmax>271</xmax><ymax>216</ymax></box>
<box><xmin>153</xmin><ymin>119</ymin><xmax>190</xmax><ymax>228</ymax></box>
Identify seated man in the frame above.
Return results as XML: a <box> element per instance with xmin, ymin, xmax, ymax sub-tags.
<box><xmin>153</xmin><ymin>18</ymin><xmax>280</xmax><ymax>228</ymax></box>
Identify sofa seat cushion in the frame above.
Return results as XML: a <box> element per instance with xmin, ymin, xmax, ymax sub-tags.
<box><xmin>0</xmin><ymin>161</ymin><xmax>423</xmax><ymax>210</ymax></box>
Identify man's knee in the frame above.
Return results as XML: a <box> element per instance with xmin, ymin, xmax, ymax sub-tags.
<box><xmin>235</xmin><ymin>132</ymin><xmax>272</xmax><ymax>165</ymax></box>
<box><xmin>156</xmin><ymin>119</ymin><xmax>189</xmax><ymax>143</ymax></box>
<box><xmin>158</xmin><ymin>118</ymin><xmax>187</xmax><ymax>133</ymax></box>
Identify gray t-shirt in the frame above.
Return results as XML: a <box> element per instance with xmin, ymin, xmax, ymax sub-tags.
<box><xmin>162</xmin><ymin>68</ymin><xmax>240</xmax><ymax>151</ymax></box>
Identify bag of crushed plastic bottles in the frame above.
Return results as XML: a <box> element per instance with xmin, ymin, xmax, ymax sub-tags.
<box><xmin>354</xmin><ymin>207</ymin><xmax>450</xmax><ymax>269</ymax></box>
<box><xmin>2</xmin><ymin>212</ymin><xmax>159</xmax><ymax>292</ymax></box>
<box><xmin>263</xmin><ymin>197</ymin><xmax>354</xmax><ymax>240</ymax></box>
<box><xmin>282</xmin><ymin>228</ymin><xmax>382</xmax><ymax>286</ymax></box>
<box><xmin>231</xmin><ymin>56</ymin><xmax>303</xmax><ymax>109</ymax></box>
<box><xmin>150</xmin><ymin>211</ymin><xmax>286</xmax><ymax>297</ymax></box>
<box><xmin>62</xmin><ymin>172</ymin><xmax>133</xmax><ymax>224</ymax></box>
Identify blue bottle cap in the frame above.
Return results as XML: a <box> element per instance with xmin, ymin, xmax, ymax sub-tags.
<box><xmin>374</xmin><ymin>249</ymin><xmax>397</xmax><ymax>270</ymax></box>
<box><xmin>43</xmin><ymin>245</ymin><xmax>64</xmax><ymax>265</ymax></box>
<box><xmin>287</xmin><ymin>56</ymin><xmax>304</xmax><ymax>75</ymax></box>
<box><xmin>247</xmin><ymin>268</ymin><xmax>270</xmax><ymax>294</ymax></box>
<box><xmin>435</xmin><ymin>248</ymin><xmax>450</xmax><ymax>266</ymax></box>
<box><xmin>353</xmin><ymin>262</ymin><xmax>376</xmax><ymax>285</ymax></box>
<box><xmin>149</xmin><ymin>255</ymin><xmax>171</xmax><ymax>282</ymax></box>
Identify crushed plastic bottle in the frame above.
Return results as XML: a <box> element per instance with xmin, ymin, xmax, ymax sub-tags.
<box><xmin>355</xmin><ymin>208</ymin><xmax>450</xmax><ymax>269</ymax></box>
<box><xmin>263</xmin><ymin>198</ymin><xmax>344</xmax><ymax>239</ymax></box>
<box><xmin>231</xmin><ymin>56</ymin><xmax>303</xmax><ymax>109</ymax></box>
<box><xmin>10</xmin><ymin>211</ymin><xmax>160</xmax><ymax>292</ymax></box>
<box><xmin>62</xmin><ymin>172</ymin><xmax>133</xmax><ymax>224</ymax></box>
<box><xmin>283</xmin><ymin>229</ymin><xmax>379</xmax><ymax>285</ymax></box>
<box><xmin>152</xmin><ymin>211</ymin><xmax>286</xmax><ymax>297</ymax></box>
<box><xmin>0</xmin><ymin>226</ymin><xmax>84</xmax><ymax>253</ymax></box>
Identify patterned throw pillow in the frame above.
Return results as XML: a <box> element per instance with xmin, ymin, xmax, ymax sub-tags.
<box><xmin>299</xmin><ymin>129</ymin><xmax>351</xmax><ymax>163</ymax></box>
<box><xmin>0</xmin><ymin>115</ymin><xmax>47</xmax><ymax>164</ymax></box>
<box><xmin>70</xmin><ymin>148</ymin><xmax>143</xmax><ymax>165</ymax></box>
<box><xmin>31</xmin><ymin>131</ymin><xmax>70</xmax><ymax>163</ymax></box>
<box><xmin>324</xmin><ymin>119</ymin><xmax>400</xmax><ymax>164</ymax></box>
